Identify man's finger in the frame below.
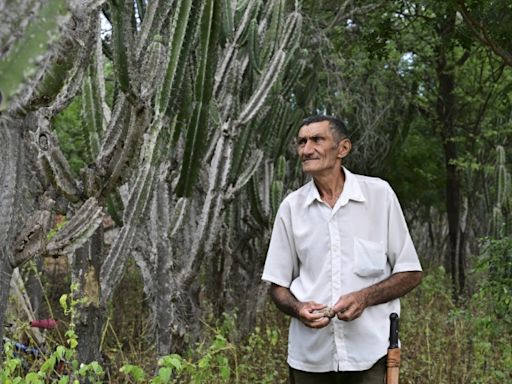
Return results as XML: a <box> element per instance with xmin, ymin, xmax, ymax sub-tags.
<box><xmin>306</xmin><ymin>316</ymin><xmax>330</xmax><ymax>329</ymax></box>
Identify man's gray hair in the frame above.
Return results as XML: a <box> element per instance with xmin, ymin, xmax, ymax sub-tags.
<box><xmin>301</xmin><ymin>115</ymin><xmax>348</xmax><ymax>142</ymax></box>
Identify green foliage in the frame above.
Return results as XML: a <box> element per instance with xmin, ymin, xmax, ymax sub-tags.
<box><xmin>118</xmin><ymin>311</ymin><xmax>287</xmax><ymax>383</ymax></box>
<box><xmin>401</xmin><ymin>265</ymin><xmax>512</xmax><ymax>383</ymax></box>
<box><xmin>1</xmin><ymin>284</ymin><xmax>105</xmax><ymax>383</ymax></box>
<box><xmin>460</xmin><ymin>0</ymin><xmax>512</xmax><ymax>54</ymax></box>
<box><xmin>474</xmin><ymin>237</ymin><xmax>512</xmax><ymax>321</ymax></box>
<box><xmin>52</xmin><ymin>98</ymin><xmax>89</xmax><ymax>175</ymax></box>
<box><xmin>3</xmin><ymin>264</ymin><xmax>511</xmax><ymax>383</ymax></box>
<box><xmin>380</xmin><ymin>124</ymin><xmax>446</xmax><ymax>213</ymax></box>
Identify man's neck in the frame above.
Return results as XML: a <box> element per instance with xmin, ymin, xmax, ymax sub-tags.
<box><xmin>312</xmin><ymin>168</ymin><xmax>346</xmax><ymax>207</ymax></box>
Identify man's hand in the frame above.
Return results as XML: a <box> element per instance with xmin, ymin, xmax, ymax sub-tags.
<box><xmin>332</xmin><ymin>291</ymin><xmax>368</xmax><ymax>321</ymax></box>
<box><xmin>270</xmin><ymin>284</ymin><xmax>331</xmax><ymax>329</ymax></box>
<box><xmin>297</xmin><ymin>302</ymin><xmax>331</xmax><ymax>328</ymax></box>
<box><xmin>333</xmin><ymin>271</ymin><xmax>422</xmax><ymax>321</ymax></box>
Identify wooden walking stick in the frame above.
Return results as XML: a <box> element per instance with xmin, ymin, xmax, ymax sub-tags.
<box><xmin>386</xmin><ymin>313</ymin><xmax>400</xmax><ymax>384</ymax></box>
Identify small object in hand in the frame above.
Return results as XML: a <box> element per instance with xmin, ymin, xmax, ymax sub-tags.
<box><xmin>314</xmin><ymin>307</ymin><xmax>335</xmax><ymax>318</ymax></box>
<box><xmin>323</xmin><ymin>307</ymin><xmax>335</xmax><ymax>318</ymax></box>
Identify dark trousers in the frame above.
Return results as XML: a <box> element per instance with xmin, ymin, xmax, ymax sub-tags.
<box><xmin>289</xmin><ymin>356</ymin><xmax>386</xmax><ymax>384</ymax></box>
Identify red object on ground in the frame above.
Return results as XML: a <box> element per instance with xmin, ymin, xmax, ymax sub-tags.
<box><xmin>30</xmin><ymin>319</ymin><xmax>58</xmax><ymax>329</ymax></box>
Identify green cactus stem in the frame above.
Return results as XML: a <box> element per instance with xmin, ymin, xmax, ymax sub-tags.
<box><xmin>0</xmin><ymin>0</ymin><xmax>69</xmax><ymax>112</ymax></box>
<box><xmin>100</xmin><ymin>116</ymin><xmax>164</xmax><ymax>303</ymax></box>
<box><xmin>82</xmin><ymin>25</ymin><xmax>107</xmax><ymax>160</ymax></box>
<box><xmin>33</xmin><ymin>115</ymin><xmax>82</xmax><ymax>203</ymax></box>
<box><xmin>175</xmin><ymin>0</ymin><xmax>222</xmax><ymax>197</ymax></box>
<box><xmin>156</xmin><ymin>0</ymin><xmax>197</xmax><ymax>115</ymax></box>
<box><xmin>238</xmin><ymin>49</ymin><xmax>286</xmax><ymax>125</ymax></box>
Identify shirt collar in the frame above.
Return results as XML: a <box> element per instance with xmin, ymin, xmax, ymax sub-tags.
<box><xmin>305</xmin><ymin>167</ymin><xmax>366</xmax><ymax>207</ymax></box>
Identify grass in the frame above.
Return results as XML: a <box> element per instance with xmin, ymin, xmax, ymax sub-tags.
<box><xmin>111</xmin><ymin>265</ymin><xmax>511</xmax><ymax>383</ymax></box>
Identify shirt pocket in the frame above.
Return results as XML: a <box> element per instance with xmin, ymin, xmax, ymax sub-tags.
<box><xmin>353</xmin><ymin>238</ymin><xmax>386</xmax><ymax>277</ymax></box>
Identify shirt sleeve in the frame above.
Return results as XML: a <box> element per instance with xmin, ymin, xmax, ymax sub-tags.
<box><xmin>386</xmin><ymin>186</ymin><xmax>422</xmax><ymax>273</ymax></box>
<box><xmin>261</xmin><ymin>201</ymin><xmax>299</xmax><ymax>287</ymax></box>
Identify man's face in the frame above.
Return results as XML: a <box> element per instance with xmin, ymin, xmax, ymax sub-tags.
<box><xmin>297</xmin><ymin>121</ymin><xmax>349</xmax><ymax>176</ymax></box>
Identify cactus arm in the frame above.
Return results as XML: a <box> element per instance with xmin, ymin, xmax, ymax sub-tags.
<box><xmin>29</xmin><ymin>11</ymin><xmax>101</xmax><ymax>115</ymax></box>
<box><xmin>237</xmin><ymin>49</ymin><xmax>286</xmax><ymax>125</ymax></box>
<box><xmin>135</xmin><ymin>0</ymin><xmax>184</xmax><ymax>61</ymax></box>
<box><xmin>178</xmin><ymin>128</ymin><xmax>231</xmax><ymax>287</ymax></box>
<box><xmin>134</xmin><ymin>0</ymin><xmax>157</xmax><ymax>57</ymax></box>
<box><xmin>169</xmin><ymin>198</ymin><xmax>188</xmax><ymax>239</ymax></box>
<box><xmin>110</xmin><ymin>0</ymin><xmax>136</xmax><ymax>100</ymax></box>
<box><xmin>96</xmin><ymin>94</ymin><xmax>130</xmax><ymax>173</ymax></box>
<box><xmin>45</xmin><ymin>197</ymin><xmax>104</xmax><ymax>256</ymax></box>
<box><xmin>228</xmin><ymin>121</ymin><xmax>253</xmax><ymax>184</ymax></box>
<box><xmin>10</xmin><ymin>209</ymin><xmax>52</xmax><ymax>268</ymax></box>
<box><xmin>270</xmin><ymin>172</ymin><xmax>285</xmax><ymax>215</ymax></box>
<box><xmin>100</xmin><ymin>116</ymin><xmax>164</xmax><ymax>303</ymax></box>
<box><xmin>155</xmin><ymin>0</ymin><xmax>195</xmax><ymax>114</ymax></box>
<box><xmin>82</xmin><ymin>19</ymin><xmax>107</xmax><ymax>160</ymax></box>
<box><xmin>175</xmin><ymin>0</ymin><xmax>222</xmax><ymax>197</ymax></box>
<box><xmin>247</xmin><ymin>19</ymin><xmax>262</xmax><ymax>74</ymax></box>
<box><xmin>140</xmin><ymin>37</ymin><xmax>165</xmax><ymax>101</ymax></box>
<box><xmin>195</xmin><ymin>0</ymin><xmax>220</xmax><ymax>103</ymax></box>
<box><xmin>0</xmin><ymin>0</ymin><xmax>69</xmax><ymax>112</ymax></box>
<box><xmin>278</xmin><ymin>11</ymin><xmax>302</xmax><ymax>51</ymax></box>
<box><xmin>82</xmin><ymin>74</ymin><xmax>102</xmax><ymax>158</ymax></box>
<box><xmin>221</xmin><ymin>0</ymin><xmax>235</xmax><ymax>41</ymax></box>
<box><xmin>31</xmin><ymin>113</ymin><xmax>82</xmax><ymax>203</ymax></box>
<box><xmin>203</xmin><ymin>147</ymin><xmax>234</xmax><ymax>258</ymax></box>
<box><xmin>101</xmin><ymin>106</ymin><xmax>150</xmax><ymax>196</ymax></box>
<box><xmin>227</xmin><ymin>149</ymin><xmax>264</xmax><ymax>200</ymax></box>
<box><xmin>247</xmin><ymin>176</ymin><xmax>268</xmax><ymax>228</ymax></box>
<box><xmin>0</xmin><ymin>118</ymin><xmax>22</xmax><ymax>266</ymax></box>
<box><xmin>213</xmin><ymin>0</ymin><xmax>257</xmax><ymax>97</ymax></box>
<box><xmin>260</xmin><ymin>0</ymin><xmax>284</xmax><ymax>62</ymax></box>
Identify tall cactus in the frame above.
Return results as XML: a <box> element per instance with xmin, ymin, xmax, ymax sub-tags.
<box><xmin>2</xmin><ymin>0</ymin><xmax>306</xmax><ymax>362</ymax></box>
<box><xmin>127</xmin><ymin>0</ymin><xmax>305</xmax><ymax>355</ymax></box>
<box><xmin>492</xmin><ymin>145</ymin><xmax>511</xmax><ymax>238</ymax></box>
<box><xmin>0</xmin><ymin>0</ymin><xmax>108</xmax><ymax>355</ymax></box>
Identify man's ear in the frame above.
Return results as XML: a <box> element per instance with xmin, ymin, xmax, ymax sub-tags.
<box><xmin>337</xmin><ymin>139</ymin><xmax>352</xmax><ymax>159</ymax></box>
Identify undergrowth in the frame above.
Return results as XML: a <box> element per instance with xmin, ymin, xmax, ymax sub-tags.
<box><xmin>2</xmin><ymin>238</ymin><xmax>511</xmax><ymax>383</ymax></box>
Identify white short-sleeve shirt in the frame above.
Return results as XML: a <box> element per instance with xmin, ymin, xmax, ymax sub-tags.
<box><xmin>262</xmin><ymin>167</ymin><xmax>422</xmax><ymax>372</ymax></box>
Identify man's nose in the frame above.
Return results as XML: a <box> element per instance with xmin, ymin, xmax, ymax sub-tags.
<box><xmin>303</xmin><ymin>140</ymin><xmax>314</xmax><ymax>155</ymax></box>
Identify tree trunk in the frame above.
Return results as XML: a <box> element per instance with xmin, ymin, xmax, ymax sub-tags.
<box><xmin>435</xmin><ymin>7</ymin><xmax>465</xmax><ymax>297</ymax></box>
<box><xmin>73</xmin><ymin>226</ymin><xmax>106</xmax><ymax>363</ymax></box>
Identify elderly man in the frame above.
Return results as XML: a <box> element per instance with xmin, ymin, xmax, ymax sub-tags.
<box><xmin>262</xmin><ymin>115</ymin><xmax>422</xmax><ymax>384</ymax></box>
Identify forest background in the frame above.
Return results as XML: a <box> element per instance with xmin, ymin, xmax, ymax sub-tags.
<box><xmin>0</xmin><ymin>0</ymin><xmax>511</xmax><ymax>383</ymax></box>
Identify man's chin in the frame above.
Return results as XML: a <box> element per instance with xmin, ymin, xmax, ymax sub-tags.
<box><xmin>302</xmin><ymin>165</ymin><xmax>316</xmax><ymax>174</ymax></box>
